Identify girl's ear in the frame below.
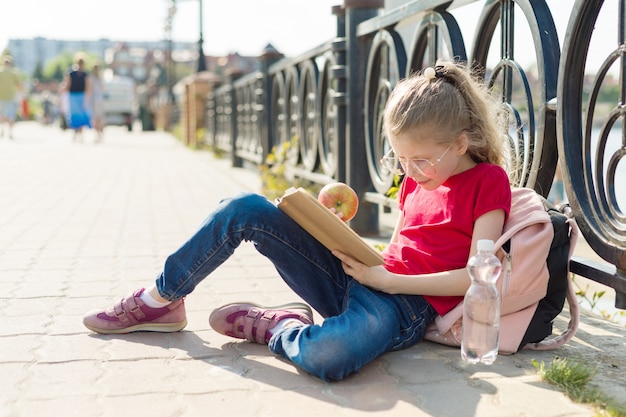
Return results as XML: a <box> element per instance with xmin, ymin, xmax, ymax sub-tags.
<box><xmin>455</xmin><ymin>131</ymin><xmax>470</xmax><ymax>155</ymax></box>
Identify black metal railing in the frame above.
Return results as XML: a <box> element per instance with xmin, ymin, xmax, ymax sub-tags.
<box><xmin>204</xmin><ymin>0</ymin><xmax>626</xmax><ymax>309</ymax></box>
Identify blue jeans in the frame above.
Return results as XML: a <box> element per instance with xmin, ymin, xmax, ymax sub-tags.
<box><xmin>155</xmin><ymin>193</ymin><xmax>437</xmax><ymax>381</ymax></box>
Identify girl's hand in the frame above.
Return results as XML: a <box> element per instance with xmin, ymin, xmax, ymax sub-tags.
<box><xmin>332</xmin><ymin>250</ymin><xmax>393</xmax><ymax>293</ymax></box>
<box><xmin>328</xmin><ymin>207</ymin><xmax>344</xmax><ymax>220</ymax></box>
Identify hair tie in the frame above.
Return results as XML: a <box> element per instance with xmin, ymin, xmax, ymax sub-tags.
<box><xmin>424</xmin><ymin>65</ymin><xmax>447</xmax><ymax>81</ymax></box>
<box><xmin>424</xmin><ymin>65</ymin><xmax>453</xmax><ymax>86</ymax></box>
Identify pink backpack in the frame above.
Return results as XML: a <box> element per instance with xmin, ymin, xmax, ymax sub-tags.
<box><xmin>424</xmin><ymin>187</ymin><xmax>580</xmax><ymax>355</ymax></box>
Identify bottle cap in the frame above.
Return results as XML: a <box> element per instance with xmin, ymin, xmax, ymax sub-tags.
<box><xmin>477</xmin><ymin>239</ymin><xmax>495</xmax><ymax>252</ymax></box>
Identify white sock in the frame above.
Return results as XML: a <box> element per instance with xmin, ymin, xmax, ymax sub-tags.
<box><xmin>269</xmin><ymin>318</ymin><xmax>304</xmax><ymax>336</ymax></box>
<box><xmin>139</xmin><ymin>289</ymin><xmax>171</xmax><ymax>308</ymax></box>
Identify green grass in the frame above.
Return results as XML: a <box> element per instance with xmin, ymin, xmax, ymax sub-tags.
<box><xmin>533</xmin><ymin>357</ymin><xmax>626</xmax><ymax>417</ymax></box>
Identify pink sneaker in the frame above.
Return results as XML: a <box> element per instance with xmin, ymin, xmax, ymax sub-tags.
<box><xmin>209</xmin><ymin>302</ymin><xmax>314</xmax><ymax>344</ymax></box>
<box><xmin>83</xmin><ymin>288</ymin><xmax>187</xmax><ymax>334</ymax></box>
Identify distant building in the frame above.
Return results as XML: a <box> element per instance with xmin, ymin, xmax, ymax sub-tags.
<box><xmin>105</xmin><ymin>42</ymin><xmax>159</xmax><ymax>83</ymax></box>
<box><xmin>6</xmin><ymin>37</ymin><xmax>100</xmax><ymax>76</ymax></box>
<box><xmin>6</xmin><ymin>37</ymin><xmax>177</xmax><ymax>78</ymax></box>
<box><xmin>6</xmin><ymin>37</ymin><xmax>262</xmax><ymax>86</ymax></box>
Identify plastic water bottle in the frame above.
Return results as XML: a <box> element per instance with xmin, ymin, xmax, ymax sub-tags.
<box><xmin>461</xmin><ymin>239</ymin><xmax>502</xmax><ymax>365</ymax></box>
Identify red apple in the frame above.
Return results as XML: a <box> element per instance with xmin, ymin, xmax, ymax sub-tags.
<box><xmin>317</xmin><ymin>182</ymin><xmax>359</xmax><ymax>222</ymax></box>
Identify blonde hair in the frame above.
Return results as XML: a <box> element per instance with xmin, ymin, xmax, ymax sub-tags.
<box><xmin>383</xmin><ymin>61</ymin><xmax>506</xmax><ymax>166</ymax></box>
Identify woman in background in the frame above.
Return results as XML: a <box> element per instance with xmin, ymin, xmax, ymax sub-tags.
<box><xmin>64</xmin><ymin>54</ymin><xmax>91</xmax><ymax>141</ymax></box>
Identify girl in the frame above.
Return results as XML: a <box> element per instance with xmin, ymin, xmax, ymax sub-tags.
<box><xmin>83</xmin><ymin>61</ymin><xmax>512</xmax><ymax>382</ymax></box>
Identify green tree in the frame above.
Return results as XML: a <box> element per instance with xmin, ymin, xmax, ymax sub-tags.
<box><xmin>43</xmin><ymin>51</ymin><xmax>101</xmax><ymax>83</ymax></box>
<box><xmin>43</xmin><ymin>51</ymin><xmax>75</xmax><ymax>82</ymax></box>
<box><xmin>32</xmin><ymin>61</ymin><xmax>45</xmax><ymax>81</ymax></box>
<box><xmin>52</xmin><ymin>65</ymin><xmax>64</xmax><ymax>82</ymax></box>
<box><xmin>597</xmin><ymin>85</ymin><xmax>619</xmax><ymax>103</ymax></box>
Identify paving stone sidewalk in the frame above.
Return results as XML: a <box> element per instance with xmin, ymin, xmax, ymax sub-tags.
<box><xmin>1</xmin><ymin>122</ymin><xmax>624</xmax><ymax>417</ymax></box>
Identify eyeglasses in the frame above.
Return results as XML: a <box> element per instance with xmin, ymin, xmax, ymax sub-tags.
<box><xmin>380</xmin><ymin>142</ymin><xmax>454</xmax><ymax>176</ymax></box>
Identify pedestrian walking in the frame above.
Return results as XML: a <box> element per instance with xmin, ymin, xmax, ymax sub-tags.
<box><xmin>64</xmin><ymin>54</ymin><xmax>91</xmax><ymax>141</ymax></box>
<box><xmin>0</xmin><ymin>55</ymin><xmax>22</xmax><ymax>139</ymax></box>
<box><xmin>90</xmin><ymin>63</ymin><xmax>105</xmax><ymax>142</ymax></box>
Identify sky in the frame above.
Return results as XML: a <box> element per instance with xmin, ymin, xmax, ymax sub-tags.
<box><xmin>0</xmin><ymin>0</ymin><xmax>615</xmax><ymax>73</ymax></box>
<box><xmin>0</xmin><ymin>0</ymin><xmax>341</xmax><ymax>57</ymax></box>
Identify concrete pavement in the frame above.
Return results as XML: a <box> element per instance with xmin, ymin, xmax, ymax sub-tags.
<box><xmin>1</xmin><ymin>122</ymin><xmax>624</xmax><ymax>417</ymax></box>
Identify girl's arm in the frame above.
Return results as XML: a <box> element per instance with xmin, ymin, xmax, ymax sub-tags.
<box><xmin>333</xmin><ymin>208</ymin><xmax>506</xmax><ymax>296</ymax></box>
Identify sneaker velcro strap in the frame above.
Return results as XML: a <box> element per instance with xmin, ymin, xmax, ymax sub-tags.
<box><xmin>244</xmin><ymin>308</ymin><xmax>273</xmax><ymax>344</ymax></box>
<box><xmin>111</xmin><ymin>295</ymin><xmax>146</xmax><ymax>325</ymax></box>
<box><xmin>124</xmin><ymin>296</ymin><xmax>146</xmax><ymax>321</ymax></box>
<box><xmin>113</xmin><ymin>303</ymin><xmax>131</xmax><ymax>325</ymax></box>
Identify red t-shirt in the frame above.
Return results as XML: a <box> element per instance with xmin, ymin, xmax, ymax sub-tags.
<box><xmin>382</xmin><ymin>163</ymin><xmax>511</xmax><ymax>315</ymax></box>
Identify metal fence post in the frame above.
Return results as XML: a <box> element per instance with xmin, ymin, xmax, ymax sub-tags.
<box><xmin>228</xmin><ymin>70</ymin><xmax>244</xmax><ymax>168</ymax></box>
<box><xmin>344</xmin><ymin>0</ymin><xmax>384</xmax><ymax>235</ymax></box>
<box><xmin>333</xmin><ymin>4</ymin><xmax>347</xmax><ymax>183</ymax></box>
<box><xmin>259</xmin><ymin>46</ymin><xmax>285</xmax><ymax>164</ymax></box>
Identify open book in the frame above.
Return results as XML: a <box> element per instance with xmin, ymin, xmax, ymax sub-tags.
<box><xmin>276</xmin><ymin>187</ymin><xmax>385</xmax><ymax>267</ymax></box>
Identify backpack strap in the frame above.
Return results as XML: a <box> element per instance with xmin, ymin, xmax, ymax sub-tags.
<box><xmin>523</xmin><ymin>211</ymin><xmax>580</xmax><ymax>350</ymax></box>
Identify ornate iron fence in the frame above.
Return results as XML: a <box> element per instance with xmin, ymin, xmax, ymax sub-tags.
<box><xmin>205</xmin><ymin>0</ymin><xmax>626</xmax><ymax>308</ymax></box>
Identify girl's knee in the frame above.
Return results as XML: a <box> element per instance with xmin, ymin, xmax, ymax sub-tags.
<box><xmin>223</xmin><ymin>193</ymin><xmax>273</xmax><ymax>216</ymax></box>
<box><xmin>227</xmin><ymin>192</ymin><xmax>267</xmax><ymax>207</ymax></box>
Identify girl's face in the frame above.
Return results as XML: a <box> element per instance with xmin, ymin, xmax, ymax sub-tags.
<box><xmin>390</xmin><ymin>127</ymin><xmax>476</xmax><ymax>190</ymax></box>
